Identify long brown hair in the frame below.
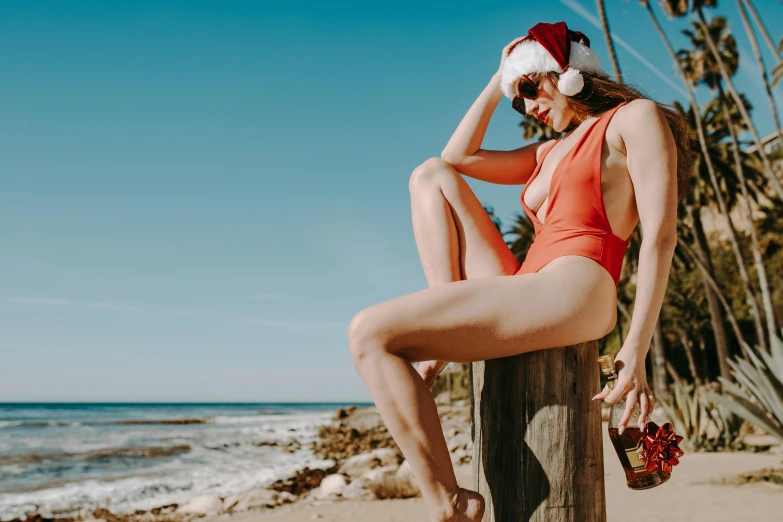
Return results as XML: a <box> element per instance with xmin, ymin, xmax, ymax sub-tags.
<box><xmin>546</xmin><ymin>70</ymin><xmax>694</xmax><ymax>201</ymax></box>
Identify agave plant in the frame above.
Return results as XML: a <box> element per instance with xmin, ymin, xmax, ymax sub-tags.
<box><xmin>705</xmin><ymin>333</ymin><xmax>783</xmax><ymax>444</ymax></box>
<box><xmin>662</xmin><ymin>379</ymin><xmax>742</xmax><ymax>451</ymax></box>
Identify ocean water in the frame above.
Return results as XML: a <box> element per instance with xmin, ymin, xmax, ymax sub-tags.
<box><xmin>0</xmin><ymin>402</ymin><xmax>370</xmax><ymax>521</ymax></box>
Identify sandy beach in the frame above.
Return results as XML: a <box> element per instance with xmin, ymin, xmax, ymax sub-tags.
<box><xmin>208</xmin><ymin>435</ymin><xmax>782</xmax><ymax>522</ymax></box>
<box><xmin>4</xmin><ymin>402</ymin><xmax>781</xmax><ymax>522</ymax></box>
<box><xmin>203</xmin><ymin>406</ymin><xmax>783</xmax><ymax>522</ymax></box>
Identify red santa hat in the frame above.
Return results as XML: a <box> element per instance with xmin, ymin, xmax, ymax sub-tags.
<box><xmin>500</xmin><ymin>21</ymin><xmax>606</xmax><ymax>99</ymax></box>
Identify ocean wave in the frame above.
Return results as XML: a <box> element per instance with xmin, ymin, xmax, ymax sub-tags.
<box><xmin>0</xmin><ymin>448</ymin><xmax>336</xmax><ymax>521</ymax></box>
<box><xmin>212</xmin><ymin>415</ymin><xmax>274</xmax><ymax>424</ymax></box>
<box><xmin>116</xmin><ymin>418</ymin><xmax>207</xmax><ymax>426</ymax></box>
<box><xmin>0</xmin><ymin>444</ymin><xmax>191</xmax><ymax>466</ymax></box>
<box><xmin>0</xmin><ymin>404</ymin><xmax>347</xmax><ymax>521</ymax></box>
<box><xmin>0</xmin><ymin>420</ymin><xmax>83</xmax><ymax>429</ymax></box>
<box><xmin>0</xmin><ymin>418</ymin><xmax>206</xmax><ymax>429</ymax></box>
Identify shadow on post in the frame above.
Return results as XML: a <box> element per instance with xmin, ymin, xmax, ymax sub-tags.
<box><xmin>470</xmin><ymin>340</ymin><xmax>606</xmax><ymax>522</ymax></box>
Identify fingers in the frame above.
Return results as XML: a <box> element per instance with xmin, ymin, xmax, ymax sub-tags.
<box><xmin>617</xmin><ymin>388</ymin><xmax>637</xmax><ymax>434</ymax></box>
<box><xmin>503</xmin><ymin>37</ymin><xmax>527</xmax><ymax>56</ymax></box>
<box><xmin>591</xmin><ymin>383</ymin><xmax>610</xmax><ymax>401</ymax></box>
<box><xmin>638</xmin><ymin>392</ymin><xmax>649</xmax><ymax>427</ymax></box>
<box><xmin>642</xmin><ymin>389</ymin><xmax>655</xmax><ymax>426</ymax></box>
<box><xmin>602</xmin><ymin>381</ymin><xmax>626</xmax><ymax>405</ymax></box>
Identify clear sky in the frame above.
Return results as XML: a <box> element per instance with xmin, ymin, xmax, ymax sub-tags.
<box><xmin>2</xmin><ymin>0</ymin><xmax>781</xmax><ymax>402</ymax></box>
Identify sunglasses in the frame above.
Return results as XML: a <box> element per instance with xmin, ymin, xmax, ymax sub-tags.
<box><xmin>511</xmin><ymin>75</ymin><xmax>540</xmax><ymax>115</ymax></box>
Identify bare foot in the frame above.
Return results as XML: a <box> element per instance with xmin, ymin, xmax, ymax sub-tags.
<box><xmin>445</xmin><ymin>487</ymin><xmax>485</xmax><ymax>522</ymax></box>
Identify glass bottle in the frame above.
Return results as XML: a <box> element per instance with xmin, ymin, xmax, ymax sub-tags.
<box><xmin>596</xmin><ymin>354</ymin><xmax>670</xmax><ymax>490</ymax></box>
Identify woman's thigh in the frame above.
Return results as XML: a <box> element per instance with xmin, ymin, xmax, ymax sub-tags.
<box><xmin>410</xmin><ymin>158</ymin><xmax>521</xmax><ymax>280</ymax></box>
<box><xmin>349</xmin><ymin>257</ymin><xmax>617</xmax><ymax>364</ymax></box>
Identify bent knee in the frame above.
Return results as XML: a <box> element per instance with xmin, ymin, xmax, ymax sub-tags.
<box><xmin>409</xmin><ymin>157</ymin><xmax>457</xmax><ymax>193</ymax></box>
<box><xmin>347</xmin><ymin>308</ymin><xmax>386</xmax><ymax>364</ymax></box>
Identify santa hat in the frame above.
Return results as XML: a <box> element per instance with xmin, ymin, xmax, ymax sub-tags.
<box><xmin>500</xmin><ymin>21</ymin><xmax>606</xmax><ymax>99</ymax></box>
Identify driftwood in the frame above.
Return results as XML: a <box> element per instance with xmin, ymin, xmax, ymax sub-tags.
<box><xmin>469</xmin><ymin>340</ymin><xmax>606</xmax><ymax>522</ymax></box>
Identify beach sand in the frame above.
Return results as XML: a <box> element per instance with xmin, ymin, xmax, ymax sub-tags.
<box><xmin>208</xmin><ymin>421</ymin><xmax>782</xmax><ymax>522</ymax></box>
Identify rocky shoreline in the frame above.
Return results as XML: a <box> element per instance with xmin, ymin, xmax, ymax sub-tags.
<box><xmin>6</xmin><ymin>396</ymin><xmax>472</xmax><ymax>522</ymax></box>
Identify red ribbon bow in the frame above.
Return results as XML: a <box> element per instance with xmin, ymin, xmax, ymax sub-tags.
<box><xmin>638</xmin><ymin>421</ymin><xmax>684</xmax><ymax>473</ymax></box>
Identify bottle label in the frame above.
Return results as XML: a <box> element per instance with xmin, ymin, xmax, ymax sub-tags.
<box><xmin>626</xmin><ymin>437</ymin><xmax>647</xmax><ymax>473</ymax></box>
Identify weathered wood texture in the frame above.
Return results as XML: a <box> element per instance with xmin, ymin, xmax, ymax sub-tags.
<box><xmin>469</xmin><ymin>340</ymin><xmax>606</xmax><ymax>522</ymax></box>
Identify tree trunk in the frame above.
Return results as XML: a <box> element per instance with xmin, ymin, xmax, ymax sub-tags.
<box><xmin>725</xmin><ymin>214</ymin><xmax>767</xmax><ymax>349</ymax></box>
<box><xmin>693</xmin><ymin>83</ymin><xmax>767</xmax><ymax>350</ymax></box>
<box><xmin>741</xmin><ymin>0</ymin><xmax>782</xmax><ymax>64</ymax></box>
<box><xmin>736</xmin><ymin>0</ymin><xmax>783</xmax><ymax>158</ymax></box>
<box><xmin>470</xmin><ymin>341</ymin><xmax>606</xmax><ymax>521</ymax></box>
<box><xmin>678</xmin><ymin>332</ymin><xmax>702</xmax><ymax>387</ymax></box>
<box><xmin>695</xmin><ymin>8</ymin><xmax>783</xmax><ymax>203</ymax></box>
<box><xmin>684</xmin><ymin>202</ymin><xmax>732</xmax><ymax>379</ymax></box>
<box><xmin>698</xmin><ymin>337</ymin><xmax>709</xmax><ymax>385</ymax></box>
<box><xmin>643</xmin><ymin>0</ymin><xmax>738</xmax><ymax>376</ymax></box>
<box><xmin>676</xmin><ymin>238</ymin><xmax>749</xmax><ymax>354</ymax></box>
<box><xmin>596</xmin><ymin>0</ymin><xmax>622</xmax><ymax>81</ymax></box>
<box><xmin>721</xmin><ymin>97</ymin><xmax>777</xmax><ymax>347</ymax></box>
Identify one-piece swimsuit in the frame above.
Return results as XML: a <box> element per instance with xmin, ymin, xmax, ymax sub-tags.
<box><xmin>514</xmin><ymin>100</ymin><xmax>631</xmax><ymax>288</ymax></box>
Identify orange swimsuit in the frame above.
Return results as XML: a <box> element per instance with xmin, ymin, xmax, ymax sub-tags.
<box><xmin>514</xmin><ymin>101</ymin><xmax>631</xmax><ymax>288</ymax></box>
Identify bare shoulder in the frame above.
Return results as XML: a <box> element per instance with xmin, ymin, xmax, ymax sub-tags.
<box><xmin>534</xmin><ymin>138</ymin><xmax>558</xmax><ymax>162</ymax></box>
<box><xmin>610</xmin><ymin>99</ymin><xmax>669</xmax><ymax>153</ymax></box>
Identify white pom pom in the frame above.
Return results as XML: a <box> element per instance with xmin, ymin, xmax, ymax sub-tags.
<box><xmin>557</xmin><ymin>68</ymin><xmax>585</xmax><ymax>96</ymax></box>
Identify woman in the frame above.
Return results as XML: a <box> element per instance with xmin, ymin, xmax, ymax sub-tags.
<box><xmin>348</xmin><ymin>21</ymin><xmax>691</xmax><ymax>522</ymax></box>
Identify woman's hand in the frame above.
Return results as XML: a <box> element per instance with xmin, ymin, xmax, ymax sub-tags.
<box><xmin>416</xmin><ymin>360</ymin><xmax>449</xmax><ymax>388</ymax></box>
<box><xmin>592</xmin><ymin>350</ymin><xmax>655</xmax><ymax>434</ymax></box>
<box><xmin>497</xmin><ymin>36</ymin><xmax>528</xmax><ymax>75</ymax></box>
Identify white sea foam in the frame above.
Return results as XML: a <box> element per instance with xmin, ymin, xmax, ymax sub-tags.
<box><xmin>0</xmin><ymin>442</ymin><xmax>335</xmax><ymax>520</ymax></box>
<box><xmin>0</xmin><ymin>407</ymin><xmax>343</xmax><ymax>521</ymax></box>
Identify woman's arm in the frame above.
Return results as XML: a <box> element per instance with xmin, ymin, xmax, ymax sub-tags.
<box><xmin>441</xmin><ymin>40</ymin><xmax>552</xmax><ymax>185</ymax></box>
<box><xmin>597</xmin><ymin>99</ymin><xmax>679</xmax><ymax>432</ymax></box>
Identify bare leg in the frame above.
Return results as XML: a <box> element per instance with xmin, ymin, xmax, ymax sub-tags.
<box><xmin>350</xmin><ymin>337</ymin><xmax>483</xmax><ymax>521</ymax></box>
<box><xmin>348</xmin><ymin>156</ymin><xmax>618</xmax><ymax>519</ymax></box>
<box><xmin>410</xmin><ymin>157</ymin><xmax>520</xmax><ymax>387</ymax></box>
<box><xmin>348</xmin><ymin>264</ymin><xmax>616</xmax><ymax>521</ymax></box>
<box><xmin>350</xmin><ymin>158</ymin><xmax>522</xmax><ymax>521</ymax></box>
<box><xmin>409</xmin><ymin>157</ymin><xmax>519</xmax><ymax>285</ymax></box>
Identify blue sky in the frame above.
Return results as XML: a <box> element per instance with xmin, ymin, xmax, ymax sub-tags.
<box><xmin>2</xmin><ymin>1</ymin><xmax>781</xmax><ymax>402</ymax></box>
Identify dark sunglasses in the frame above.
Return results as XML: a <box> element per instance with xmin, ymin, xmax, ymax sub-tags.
<box><xmin>511</xmin><ymin>75</ymin><xmax>540</xmax><ymax>115</ymax></box>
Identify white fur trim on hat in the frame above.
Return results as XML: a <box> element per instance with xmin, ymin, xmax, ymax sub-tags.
<box><xmin>500</xmin><ymin>39</ymin><xmax>604</xmax><ymax>99</ymax></box>
<box><xmin>557</xmin><ymin>68</ymin><xmax>584</xmax><ymax>96</ymax></box>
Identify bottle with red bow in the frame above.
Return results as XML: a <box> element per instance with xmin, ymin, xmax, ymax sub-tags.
<box><xmin>597</xmin><ymin>354</ymin><xmax>671</xmax><ymax>490</ymax></box>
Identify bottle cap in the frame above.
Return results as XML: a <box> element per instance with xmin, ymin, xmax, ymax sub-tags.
<box><xmin>596</xmin><ymin>354</ymin><xmax>616</xmax><ymax>377</ymax></box>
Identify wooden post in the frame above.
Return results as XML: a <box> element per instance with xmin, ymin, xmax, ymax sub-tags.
<box><xmin>469</xmin><ymin>340</ymin><xmax>606</xmax><ymax>522</ymax></box>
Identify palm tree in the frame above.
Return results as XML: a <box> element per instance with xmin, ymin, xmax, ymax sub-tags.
<box><xmin>596</xmin><ymin>0</ymin><xmax>623</xmax><ymax>81</ymax></box>
<box><xmin>638</xmin><ymin>0</ymin><xmax>733</xmax><ymax>378</ymax></box>
<box><xmin>677</xmin><ymin>100</ymin><xmax>739</xmax><ymax>379</ymax></box>
<box><xmin>483</xmin><ymin>204</ymin><xmax>503</xmax><ymax>233</ymax></box>
<box><xmin>718</xmin><ymin>95</ymin><xmax>778</xmax><ymax>349</ymax></box>
<box><xmin>504</xmin><ymin>212</ymin><xmax>535</xmax><ymax>266</ymax></box>
<box><xmin>741</xmin><ymin>0</ymin><xmax>783</xmax><ymax>64</ymax></box>
<box><xmin>774</xmin><ymin>37</ymin><xmax>783</xmax><ymax>87</ymax></box>
<box><xmin>735</xmin><ymin>0</ymin><xmax>783</xmax><ymax>168</ymax></box>
<box><xmin>518</xmin><ymin>114</ymin><xmax>559</xmax><ymax>142</ymax></box>
<box><xmin>692</xmin><ymin>3</ymin><xmax>783</xmax><ymax>204</ymax></box>
<box><xmin>677</xmin><ymin>15</ymin><xmax>770</xmax><ymax>351</ymax></box>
